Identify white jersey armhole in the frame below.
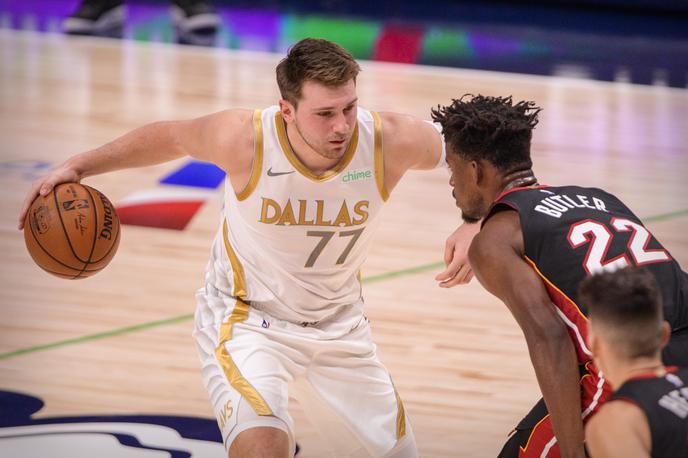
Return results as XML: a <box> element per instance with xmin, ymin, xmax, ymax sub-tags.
<box><xmin>424</xmin><ymin>120</ymin><xmax>447</xmax><ymax>169</ymax></box>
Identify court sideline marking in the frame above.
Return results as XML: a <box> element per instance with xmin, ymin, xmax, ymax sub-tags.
<box><xmin>1</xmin><ymin>208</ymin><xmax>686</xmax><ymax>361</ymax></box>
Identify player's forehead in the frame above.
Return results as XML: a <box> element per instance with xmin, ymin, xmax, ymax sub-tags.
<box><xmin>298</xmin><ymin>79</ymin><xmax>357</xmax><ymax>110</ymax></box>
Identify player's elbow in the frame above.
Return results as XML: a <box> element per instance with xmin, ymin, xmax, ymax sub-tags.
<box><xmin>523</xmin><ymin>312</ymin><xmax>570</xmax><ymax>351</ymax></box>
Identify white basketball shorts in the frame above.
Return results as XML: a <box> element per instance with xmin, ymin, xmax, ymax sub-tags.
<box><xmin>193</xmin><ymin>285</ymin><xmax>415</xmax><ymax>457</ymax></box>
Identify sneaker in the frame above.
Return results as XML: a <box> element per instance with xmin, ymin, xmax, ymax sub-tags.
<box><xmin>62</xmin><ymin>0</ymin><xmax>125</xmax><ymax>35</ymax></box>
<box><xmin>170</xmin><ymin>0</ymin><xmax>220</xmax><ymax>34</ymax></box>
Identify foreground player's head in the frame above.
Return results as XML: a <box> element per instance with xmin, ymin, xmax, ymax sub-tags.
<box><xmin>276</xmin><ymin>38</ymin><xmax>360</xmax><ymax>106</ymax></box>
<box><xmin>432</xmin><ymin>94</ymin><xmax>541</xmax><ymax>222</ymax></box>
<box><xmin>276</xmin><ymin>38</ymin><xmax>361</xmax><ymax>160</ymax></box>
<box><xmin>579</xmin><ymin>267</ymin><xmax>670</xmax><ymax>384</ymax></box>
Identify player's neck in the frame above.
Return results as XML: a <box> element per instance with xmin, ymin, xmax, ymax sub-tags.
<box><xmin>499</xmin><ymin>168</ymin><xmax>538</xmax><ymax>195</ymax></box>
<box><xmin>608</xmin><ymin>356</ymin><xmax>665</xmax><ymax>389</ymax></box>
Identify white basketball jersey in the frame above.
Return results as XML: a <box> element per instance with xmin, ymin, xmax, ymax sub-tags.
<box><xmin>203</xmin><ymin>106</ymin><xmax>388</xmax><ymax>323</ymax></box>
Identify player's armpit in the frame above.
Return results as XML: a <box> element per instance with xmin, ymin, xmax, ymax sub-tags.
<box><xmin>585</xmin><ymin>401</ymin><xmax>650</xmax><ymax>458</ymax></box>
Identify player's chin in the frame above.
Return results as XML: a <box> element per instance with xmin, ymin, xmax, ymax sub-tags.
<box><xmin>325</xmin><ymin>143</ymin><xmax>347</xmax><ymax>158</ymax></box>
<box><xmin>461</xmin><ymin>211</ymin><xmax>481</xmax><ymax>224</ymax></box>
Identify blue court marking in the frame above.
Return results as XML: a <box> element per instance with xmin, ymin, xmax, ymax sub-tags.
<box><xmin>159</xmin><ymin>161</ymin><xmax>226</xmax><ymax>189</ymax></box>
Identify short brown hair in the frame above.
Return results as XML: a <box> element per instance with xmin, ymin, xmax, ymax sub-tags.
<box><xmin>275</xmin><ymin>38</ymin><xmax>360</xmax><ymax>105</ymax></box>
<box><xmin>578</xmin><ymin>267</ymin><xmax>664</xmax><ymax>360</ymax></box>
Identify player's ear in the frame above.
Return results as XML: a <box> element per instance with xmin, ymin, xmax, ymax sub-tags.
<box><xmin>279</xmin><ymin>99</ymin><xmax>296</xmax><ymax>123</ymax></box>
<box><xmin>470</xmin><ymin>160</ymin><xmax>480</xmax><ymax>184</ymax></box>
<box><xmin>659</xmin><ymin>321</ymin><xmax>671</xmax><ymax>349</ymax></box>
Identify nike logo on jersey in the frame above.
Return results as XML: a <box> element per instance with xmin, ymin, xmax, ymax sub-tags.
<box><xmin>267</xmin><ymin>167</ymin><xmax>295</xmax><ymax>177</ymax></box>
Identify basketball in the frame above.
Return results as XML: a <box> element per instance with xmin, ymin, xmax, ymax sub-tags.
<box><xmin>23</xmin><ymin>183</ymin><xmax>121</xmax><ymax>279</ymax></box>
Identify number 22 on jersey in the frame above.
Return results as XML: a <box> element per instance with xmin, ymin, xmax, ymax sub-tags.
<box><xmin>567</xmin><ymin>217</ymin><xmax>671</xmax><ymax>274</ymax></box>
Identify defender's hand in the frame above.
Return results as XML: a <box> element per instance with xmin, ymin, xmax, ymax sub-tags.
<box><xmin>18</xmin><ymin>166</ymin><xmax>81</xmax><ymax>230</ymax></box>
<box><xmin>435</xmin><ymin>222</ymin><xmax>481</xmax><ymax>287</ymax></box>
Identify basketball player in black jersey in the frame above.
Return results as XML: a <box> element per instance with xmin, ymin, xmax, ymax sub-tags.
<box><xmin>431</xmin><ymin>94</ymin><xmax>688</xmax><ymax>458</ymax></box>
<box><xmin>579</xmin><ymin>267</ymin><xmax>688</xmax><ymax>458</ymax></box>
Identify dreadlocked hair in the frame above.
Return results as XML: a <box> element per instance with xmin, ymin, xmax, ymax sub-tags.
<box><xmin>431</xmin><ymin>94</ymin><xmax>541</xmax><ymax>172</ymax></box>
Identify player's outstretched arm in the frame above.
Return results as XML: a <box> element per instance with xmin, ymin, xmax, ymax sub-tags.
<box><xmin>18</xmin><ymin>109</ymin><xmax>253</xmax><ymax>229</ymax></box>
<box><xmin>585</xmin><ymin>401</ymin><xmax>650</xmax><ymax>458</ymax></box>
<box><xmin>378</xmin><ymin>112</ymin><xmax>477</xmax><ymax>285</ymax></box>
<box><xmin>378</xmin><ymin>112</ymin><xmax>444</xmax><ymax>181</ymax></box>
<box><xmin>469</xmin><ymin>210</ymin><xmax>586</xmax><ymax>458</ymax></box>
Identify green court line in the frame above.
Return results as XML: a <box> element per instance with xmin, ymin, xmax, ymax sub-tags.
<box><xmin>2</xmin><ymin>208</ymin><xmax>686</xmax><ymax>361</ymax></box>
<box><xmin>0</xmin><ymin>261</ymin><xmax>444</xmax><ymax>361</ymax></box>
<box><xmin>644</xmin><ymin>209</ymin><xmax>688</xmax><ymax>223</ymax></box>
<box><xmin>0</xmin><ymin>314</ymin><xmax>194</xmax><ymax>360</ymax></box>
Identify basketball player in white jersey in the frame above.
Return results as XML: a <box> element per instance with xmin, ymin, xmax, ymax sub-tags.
<box><xmin>18</xmin><ymin>38</ymin><xmax>479</xmax><ymax>457</ymax></box>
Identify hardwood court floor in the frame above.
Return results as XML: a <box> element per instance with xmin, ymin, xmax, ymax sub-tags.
<box><xmin>1</xmin><ymin>30</ymin><xmax>687</xmax><ymax>457</ymax></box>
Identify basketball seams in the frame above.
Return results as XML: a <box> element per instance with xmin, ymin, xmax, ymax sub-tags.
<box><xmin>53</xmin><ymin>185</ymin><xmax>89</xmax><ymax>264</ymax></box>
<box><xmin>89</xmin><ymin>189</ymin><xmax>120</xmax><ymax>264</ymax></box>
<box><xmin>91</xmin><ymin>225</ymin><xmax>120</xmax><ymax>265</ymax></box>
<box><xmin>25</xmin><ymin>182</ymin><xmax>119</xmax><ymax>278</ymax></box>
<box><xmin>78</xmin><ymin>185</ymin><xmax>100</xmax><ymax>277</ymax></box>
<box><xmin>27</xmin><ymin>204</ymin><xmax>84</xmax><ymax>274</ymax></box>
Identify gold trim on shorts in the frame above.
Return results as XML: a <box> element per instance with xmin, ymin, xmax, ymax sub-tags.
<box><xmin>214</xmin><ymin>298</ymin><xmax>273</xmax><ymax>416</ymax></box>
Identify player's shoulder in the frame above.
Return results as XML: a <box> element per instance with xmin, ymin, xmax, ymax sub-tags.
<box><xmin>195</xmin><ymin>108</ymin><xmax>254</xmax><ymax>140</ymax></box>
<box><xmin>586</xmin><ymin>399</ymin><xmax>650</xmax><ymax>457</ymax></box>
<box><xmin>211</xmin><ymin>108</ymin><xmax>255</xmax><ymax>128</ymax></box>
<box><xmin>197</xmin><ymin>108</ymin><xmax>256</xmax><ymax>172</ymax></box>
<box><xmin>375</xmin><ymin>111</ymin><xmax>443</xmax><ymax>172</ymax></box>
<box><xmin>376</xmin><ymin>111</ymin><xmax>435</xmax><ymax>146</ymax></box>
<box><xmin>470</xmin><ymin>211</ymin><xmax>521</xmax><ymax>264</ymax></box>
<box><xmin>586</xmin><ymin>399</ymin><xmax>648</xmax><ymax>440</ymax></box>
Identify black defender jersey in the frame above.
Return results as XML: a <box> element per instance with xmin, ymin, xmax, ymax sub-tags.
<box><xmin>484</xmin><ymin>185</ymin><xmax>688</xmax><ymax>363</ymax></box>
<box><xmin>611</xmin><ymin>367</ymin><xmax>688</xmax><ymax>458</ymax></box>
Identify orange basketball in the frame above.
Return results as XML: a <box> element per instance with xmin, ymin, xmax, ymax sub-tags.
<box><xmin>23</xmin><ymin>183</ymin><xmax>121</xmax><ymax>279</ymax></box>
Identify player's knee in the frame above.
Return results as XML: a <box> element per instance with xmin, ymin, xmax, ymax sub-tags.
<box><xmin>229</xmin><ymin>426</ymin><xmax>290</xmax><ymax>458</ymax></box>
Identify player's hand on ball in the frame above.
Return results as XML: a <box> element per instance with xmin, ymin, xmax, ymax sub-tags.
<box><xmin>18</xmin><ymin>165</ymin><xmax>81</xmax><ymax>230</ymax></box>
<box><xmin>435</xmin><ymin>222</ymin><xmax>480</xmax><ymax>287</ymax></box>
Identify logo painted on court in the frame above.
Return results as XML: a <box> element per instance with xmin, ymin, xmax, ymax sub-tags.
<box><xmin>0</xmin><ymin>390</ymin><xmax>224</xmax><ymax>456</ymax></box>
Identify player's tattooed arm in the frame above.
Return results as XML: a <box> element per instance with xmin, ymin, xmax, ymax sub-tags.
<box><xmin>469</xmin><ymin>210</ymin><xmax>586</xmax><ymax>458</ymax></box>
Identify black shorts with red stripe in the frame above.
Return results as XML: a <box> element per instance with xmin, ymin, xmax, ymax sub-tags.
<box><xmin>498</xmin><ymin>333</ymin><xmax>688</xmax><ymax>458</ymax></box>
<box><xmin>497</xmin><ymin>363</ymin><xmax>610</xmax><ymax>458</ymax></box>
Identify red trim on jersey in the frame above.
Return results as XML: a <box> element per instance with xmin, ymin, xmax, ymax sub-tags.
<box><xmin>610</xmin><ymin>217</ymin><xmax>673</xmax><ymax>267</ymax></box>
<box><xmin>627</xmin><ymin>366</ymin><xmax>679</xmax><ymax>382</ymax></box>
<box><xmin>494</xmin><ymin>184</ymin><xmax>551</xmax><ymax>204</ymax></box>
<box><xmin>517</xmin><ymin>368</ymin><xmax>612</xmax><ymax>458</ymax></box>
<box><xmin>566</xmin><ymin>219</ymin><xmax>630</xmax><ymax>275</ymax></box>
<box><xmin>523</xmin><ymin>256</ymin><xmax>591</xmax><ymax>363</ymax></box>
<box><xmin>605</xmin><ymin>396</ymin><xmax>643</xmax><ymax>410</ymax></box>
<box><xmin>482</xmin><ymin>200</ymin><xmax>518</xmax><ymax>228</ymax></box>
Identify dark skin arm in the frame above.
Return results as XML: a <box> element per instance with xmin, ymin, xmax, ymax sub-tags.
<box><xmin>469</xmin><ymin>210</ymin><xmax>585</xmax><ymax>458</ymax></box>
